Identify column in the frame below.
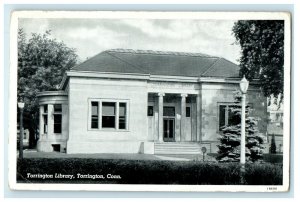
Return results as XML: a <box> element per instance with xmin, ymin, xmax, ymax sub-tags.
<box><xmin>62</xmin><ymin>104</ymin><xmax>68</xmax><ymax>139</ymax></box>
<box><xmin>39</xmin><ymin>105</ymin><xmax>44</xmax><ymax>138</ymax></box>
<box><xmin>180</xmin><ymin>94</ymin><xmax>187</xmax><ymax>142</ymax></box>
<box><xmin>48</xmin><ymin>104</ymin><xmax>54</xmax><ymax>138</ymax></box>
<box><xmin>196</xmin><ymin>94</ymin><xmax>201</xmax><ymax>142</ymax></box>
<box><xmin>158</xmin><ymin>92</ymin><xmax>165</xmax><ymax>142</ymax></box>
<box><xmin>116</xmin><ymin>102</ymin><xmax>119</xmax><ymax>130</ymax></box>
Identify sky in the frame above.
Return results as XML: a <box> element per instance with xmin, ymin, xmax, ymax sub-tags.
<box><xmin>19</xmin><ymin>18</ymin><xmax>241</xmax><ymax>64</ymax></box>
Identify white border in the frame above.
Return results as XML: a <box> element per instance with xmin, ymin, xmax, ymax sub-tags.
<box><xmin>8</xmin><ymin>11</ymin><xmax>291</xmax><ymax>192</ymax></box>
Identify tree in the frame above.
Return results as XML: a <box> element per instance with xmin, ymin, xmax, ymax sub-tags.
<box><xmin>232</xmin><ymin>20</ymin><xmax>284</xmax><ymax>102</ymax></box>
<box><xmin>270</xmin><ymin>134</ymin><xmax>277</xmax><ymax>154</ymax></box>
<box><xmin>217</xmin><ymin>91</ymin><xmax>265</xmax><ymax>162</ymax></box>
<box><xmin>18</xmin><ymin>29</ymin><xmax>78</xmax><ymax>147</ymax></box>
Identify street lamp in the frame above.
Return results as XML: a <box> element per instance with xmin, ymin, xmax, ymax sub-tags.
<box><xmin>239</xmin><ymin>76</ymin><xmax>249</xmax><ymax>165</ymax></box>
<box><xmin>18</xmin><ymin>102</ymin><xmax>25</xmax><ymax>159</ymax></box>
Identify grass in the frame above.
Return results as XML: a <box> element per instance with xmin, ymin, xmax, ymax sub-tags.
<box><xmin>17</xmin><ymin>158</ymin><xmax>283</xmax><ymax>185</ymax></box>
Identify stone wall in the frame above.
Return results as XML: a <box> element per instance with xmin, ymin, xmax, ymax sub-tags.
<box><xmin>67</xmin><ymin>77</ymin><xmax>150</xmax><ymax>154</ymax></box>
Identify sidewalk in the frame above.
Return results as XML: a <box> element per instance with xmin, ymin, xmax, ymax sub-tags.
<box><xmin>22</xmin><ymin>150</ymin><xmax>216</xmax><ymax>162</ymax></box>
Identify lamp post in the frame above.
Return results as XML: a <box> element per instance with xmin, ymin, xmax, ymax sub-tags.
<box><xmin>18</xmin><ymin>102</ymin><xmax>25</xmax><ymax>159</ymax></box>
<box><xmin>239</xmin><ymin>76</ymin><xmax>249</xmax><ymax>170</ymax></box>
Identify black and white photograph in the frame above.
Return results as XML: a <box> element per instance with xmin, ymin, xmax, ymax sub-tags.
<box><xmin>8</xmin><ymin>11</ymin><xmax>291</xmax><ymax>192</ymax></box>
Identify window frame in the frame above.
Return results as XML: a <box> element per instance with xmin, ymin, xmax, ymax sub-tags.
<box><xmin>101</xmin><ymin>102</ymin><xmax>116</xmax><ymax>129</ymax></box>
<box><xmin>218</xmin><ymin>102</ymin><xmax>253</xmax><ymax>132</ymax></box>
<box><xmin>88</xmin><ymin>99</ymin><xmax>129</xmax><ymax>131</ymax></box>
<box><xmin>186</xmin><ymin>106</ymin><xmax>191</xmax><ymax>118</ymax></box>
<box><xmin>118</xmin><ymin>102</ymin><xmax>127</xmax><ymax>130</ymax></box>
<box><xmin>42</xmin><ymin>105</ymin><xmax>48</xmax><ymax>134</ymax></box>
<box><xmin>147</xmin><ymin>106</ymin><xmax>154</xmax><ymax>117</ymax></box>
<box><xmin>53</xmin><ymin>104</ymin><xmax>62</xmax><ymax>134</ymax></box>
<box><xmin>91</xmin><ymin>101</ymin><xmax>99</xmax><ymax>129</ymax></box>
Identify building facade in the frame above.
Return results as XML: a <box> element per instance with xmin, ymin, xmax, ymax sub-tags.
<box><xmin>37</xmin><ymin>49</ymin><xmax>268</xmax><ymax>154</ymax></box>
<box><xmin>267</xmin><ymin>105</ymin><xmax>284</xmax><ymax>153</ymax></box>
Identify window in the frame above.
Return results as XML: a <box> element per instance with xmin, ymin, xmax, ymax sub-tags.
<box><xmin>43</xmin><ymin>105</ymin><xmax>48</xmax><ymax>133</ymax></box>
<box><xmin>102</xmin><ymin>102</ymin><xmax>116</xmax><ymax>128</ymax></box>
<box><xmin>44</xmin><ymin>105</ymin><xmax>48</xmax><ymax>113</ymax></box>
<box><xmin>119</xmin><ymin>103</ymin><xmax>126</xmax><ymax>129</ymax></box>
<box><xmin>89</xmin><ymin>100</ymin><xmax>128</xmax><ymax>130</ymax></box>
<box><xmin>163</xmin><ymin>107</ymin><xmax>175</xmax><ymax>117</ymax></box>
<box><xmin>54</xmin><ymin>104</ymin><xmax>62</xmax><ymax>113</ymax></box>
<box><xmin>219</xmin><ymin>104</ymin><xmax>239</xmax><ymax>131</ymax></box>
<box><xmin>91</xmin><ymin>102</ymin><xmax>99</xmax><ymax>129</ymax></box>
<box><xmin>186</xmin><ymin>107</ymin><xmax>191</xmax><ymax>117</ymax></box>
<box><xmin>52</xmin><ymin>144</ymin><xmax>61</xmax><ymax>152</ymax></box>
<box><xmin>53</xmin><ymin>104</ymin><xmax>62</xmax><ymax>133</ymax></box>
<box><xmin>43</xmin><ymin>115</ymin><xmax>48</xmax><ymax>133</ymax></box>
<box><xmin>219</xmin><ymin>105</ymin><xmax>226</xmax><ymax>129</ymax></box>
<box><xmin>148</xmin><ymin>106</ymin><xmax>153</xmax><ymax>116</ymax></box>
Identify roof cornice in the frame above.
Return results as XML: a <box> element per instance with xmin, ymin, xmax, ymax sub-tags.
<box><xmin>37</xmin><ymin>91</ymin><xmax>68</xmax><ymax>97</ymax></box>
<box><xmin>61</xmin><ymin>70</ymin><xmax>261</xmax><ymax>85</ymax></box>
<box><xmin>66</xmin><ymin>70</ymin><xmax>150</xmax><ymax>80</ymax></box>
<box><xmin>149</xmin><ymin>75</ymin><xmax>199</xmax><ymax>83</ymax></box>
<box><xmin>199</xmin><ymin>77</ymin><xmax>261</xmax><ymax>85</ymax></box>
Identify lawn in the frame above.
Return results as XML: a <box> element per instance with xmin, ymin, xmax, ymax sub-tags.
<box><xmin>17</xmin><ymin>158</ymin><xmax>283</xmax><ymax>185</ymax></box>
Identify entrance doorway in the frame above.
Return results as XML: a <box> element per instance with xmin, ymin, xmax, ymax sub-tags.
<box><xmin>163</xmin><ymin>118</ymin><xmax>175</xmax><ymax>142</ymax></box>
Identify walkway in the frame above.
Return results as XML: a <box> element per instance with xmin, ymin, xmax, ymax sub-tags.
<box><xmin>22</xmin><ymin>149</ymin><xmax>217</xmax><ymax>162</ymax></box>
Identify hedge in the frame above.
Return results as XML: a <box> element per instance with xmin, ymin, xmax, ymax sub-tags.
<box><xmin>17</xmin><ymin>158</ymin><xmax>282</xmax><ymax>185</ymax></box>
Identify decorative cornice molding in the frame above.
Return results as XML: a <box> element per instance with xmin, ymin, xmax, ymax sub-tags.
<box><xmin>61</xmin><ymin>70</ymin><xmax>261</xmax><ymax>87</ymax></box>
<box><xmin>67</xmin><ymin>70</ymin><xmax>150</xmax><ymax>80</ymax></box>
<box><xmin>149</xmin><ymin>75</ymin><xmax>199</xmax><ymax>83</ymax></box>
<box><xmin>37</xmin><ymin>91</ymin><xmax>68</xmax><ymax>97</ymax></box>
<box><xmin>199</xmin><ymin>77</ymin><xmax>260</xmax><ymax>85</ymax></box>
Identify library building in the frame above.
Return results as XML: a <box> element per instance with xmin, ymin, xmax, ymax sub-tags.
<box><xmin>37</xmin><ymin>49</ymin><xmax>267</xmax><ymax>154</ymax></box>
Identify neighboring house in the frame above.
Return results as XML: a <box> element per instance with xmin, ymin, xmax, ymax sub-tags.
<box><xmin>36</xmin><ymin>49</ymin><xmax>268</xmax><ymax>154</ymax></box>
<box><xmin>267</xmin><ymin>105</ymin><xmax>284</xmax><ymax>153</ymax></box>
<box><xmin>17</xmin><ymin>124</ymin><xmax>30</xmax><ymax>148</ymax></box>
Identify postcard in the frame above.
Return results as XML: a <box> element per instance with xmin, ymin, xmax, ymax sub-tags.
<box><xmin>8</xmin><ymin>11</ymin><xmax>291</xmax><ymax>192</ymax></box>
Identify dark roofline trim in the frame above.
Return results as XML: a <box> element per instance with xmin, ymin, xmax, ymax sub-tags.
<box><xmin>68</xmin><ymin>70</ymin><xmax>150</xmax><ymax>76</ymax></box>
<box><xmin>105</xmin><ymin>49</ymin><xmax>219</xmax><ymax>59</ymax></box>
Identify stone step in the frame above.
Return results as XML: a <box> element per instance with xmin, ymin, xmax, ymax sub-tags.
<box><xmin>154</xmin><ymin>142</ymin><xmax>202</xmax><ymax>154</ymax></box>
<box><xmin>155</xmin><ymin>143</ymin><xmax>200</xmax><ymax>146</ymax></box>
<box><xmin>155</xmin><ymin>150</ymin><xmax>201</xmax><ymax>154</ymax></box>
<box><xmin>155</xmin><ymin>145</ymin><xmax>201</xmax><ymax>148</ymax></box>
<box><xmin>155</xmin><ymin>148</ymin><xmax>201</xmax><ymax>151</ymax></box>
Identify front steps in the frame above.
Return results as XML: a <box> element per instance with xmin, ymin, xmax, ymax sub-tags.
<box><xmin>154</xmin><ymin>142</ymin><xmax>202</xmax><ymax>155</ymax></box>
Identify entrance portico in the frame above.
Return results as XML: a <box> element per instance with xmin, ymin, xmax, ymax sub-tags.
<box><xmin>148</xmin><ymin>92</ymin><xmax>201</xmax><ymax>143</ymax></box>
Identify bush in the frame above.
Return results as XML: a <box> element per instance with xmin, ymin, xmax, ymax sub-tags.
<box><xmin>17</xmin><ymin>158</ymin><xmax>282</xmax><ymax>185</ymax></box>
<box><xmin>263</xmin><ymin>154</ymin><xmax>283</xmax><ymax>164</ymax></box>
<box><xmin>244</xmin><ymin>163</ymin><xmax>283</xmax><ymax>185</ymax></box>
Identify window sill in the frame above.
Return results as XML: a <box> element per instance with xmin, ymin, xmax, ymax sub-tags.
<box><xmin>88</xmin><ymin>128</ymin><xmax>130</xmax><ymax>132</ymax></box>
